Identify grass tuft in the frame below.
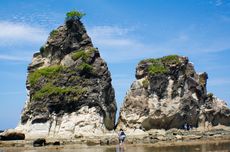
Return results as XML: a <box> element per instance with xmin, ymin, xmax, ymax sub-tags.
<box><xmin>28</xmin><ymin>65</ymin><xmax>63</xmax><ymax>86</ymax></box>
<box><xmin>33</xmin><ymin>83</ymin><xmax>86</xmax><ymax>100</ymax></box>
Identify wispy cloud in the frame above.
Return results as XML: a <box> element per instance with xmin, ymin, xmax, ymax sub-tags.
<box><xmin>220</xmin><ymin>15</ymin><xmax>230</xmax><ymax>22</ymax></box>
<box><xmin>0</xmin><ymin>21</ymin><xmax>47</xmax><ymax>46</ymax></box>
<box><xmin>0</xmin><ymin>54</ymin><xmax>30</xmax><ymax>62</ymax></box>
<box><xmin>88</xmin><ymin>26</ymin><xmax>166</xmax><ymax>63</ymax></box>
<box><xmin>89</xmin><ymin>24</ymin><xmax>230</xmax><ymax>63</ymax></box>
<box><xmin>112</xmin><ymin>74</ymin><xmax>134</xmax><ymax>88</ymax></box>
<box><xmin>215</xmin><ymin>0</ymin><xmax>223</xmax><ymax>6</ymax></box>
<box><xmin>0</xmin><ymin>91</ymin><xmax>25</xmax><ymax>96</ymax></box>
<box><xmin>89</xmin><ymin>26</ymin><xmax>131</xmax><ymax>38</ymax></box>
<box><xmin>88</xmin><ymin>26</ymin><xmax>137</xmax><ymax>47</ymax></box>
<box><xmin>208</xmin><ymin>78</ymin><xmax>230</xmax><ymax>86</ymax></box>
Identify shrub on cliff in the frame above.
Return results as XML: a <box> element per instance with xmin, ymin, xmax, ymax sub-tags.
<box><xmin>65</xmin><ymin>10</ymin><xmax>86</xmax><ymax>21</ymax></box>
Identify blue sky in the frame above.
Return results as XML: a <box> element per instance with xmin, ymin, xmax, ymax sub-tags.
<box><xmin>0</xmin><ymin>0</ymin><xmax>230</xmax><ymax>130</ymax></box>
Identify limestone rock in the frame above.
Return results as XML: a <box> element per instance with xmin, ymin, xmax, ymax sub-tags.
<box><xmin>117</xmin><ymin>55</ymin><xmax>230</xmax><ymax>131</ymax></box>
<box><xmin>16</xmin><ymin>18</ymin><xmax>116</xmax><ymax>139</ymax></box>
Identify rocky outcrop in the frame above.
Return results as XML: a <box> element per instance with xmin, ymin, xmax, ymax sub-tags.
<box><xmin>117</xmin><ymin>55</ymin><xmax>230</xmax><ymax>131</ymax></box>
<box><xmin>33</xmin><ymin>138</ymin><xmax>46</xmax><ymax>147</ymax></box>
<box><xmin>16</xmin><ymin>18</ymin><xmax>117</xmax><ymax>139</ymax></box>
<box><xmin>0</xmin><ymin>130</ymin><xmax>25</xmax><ymax>140</ymax></box>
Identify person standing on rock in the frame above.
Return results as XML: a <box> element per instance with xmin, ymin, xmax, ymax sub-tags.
<box><xmin>118</xmin><ymin>129</ymin><xmax>126</xmax><ymax>145</ymax></box>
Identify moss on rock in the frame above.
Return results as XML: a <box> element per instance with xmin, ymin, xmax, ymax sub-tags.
<box><xmin>33</xmin><ymin>83</ymin><xmax>86</xmax><ymax>100</ymax></box>
<box><xmin>148</xmin><ymin>64</ymin><xmax>168</xmax><ymax>75</ymax></box>
<box><xmin>161</xmin><ymin>55</ymin><xmax>180</xmax><ymax>65</ymax></box>
<box><xmin>50</xmin><ymin>30</ymin><xmax>59</xmax><ymax>38</ymax></box>
<box><xmin>71</xmin><ymin>48</ymin><xmax>95</xmax><ymax>61</ymax></box>
<box><xmin>77</xmin><ymin>63</ymin><xmax>93</xmax><ymax>73</ymax></box>
<box><xmin>142</xmin><ymin>78</ymin><xmax>149</xmax><ymax>89</ymax></box>
<box><xmin>28</xmin><ymin>65</ymin><xmax>63</xmax><ymax>86</ymax></box>
<box><xmin>144</xmin><ymin>55</ymin><xmax>181</xmax><ymax>75</ymax></box>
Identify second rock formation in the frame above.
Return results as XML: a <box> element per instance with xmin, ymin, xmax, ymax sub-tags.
<box><xmin>117</xmin><ymin>55</ymin><xmax>230</xmax><ymax>131</ymax></box>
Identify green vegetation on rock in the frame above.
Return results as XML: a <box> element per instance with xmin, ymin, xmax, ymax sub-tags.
<box><xmin>207</xmin><ymin>93</ymin><xmax>214</xmax><ymax>98</ymax></box>
<box><xmin>29</xmin><ymin>65</ymin><xmax>63</xmax><ymax>86</ymax></box>
<box><xmin>66</xmin><ymin>10</ymin><xmax>86</xmax><ymax>21</ymax></box>
<box><xmin>72</xmin><ymin>50</ymin><xmax>88</xmax><ymax>61</ymax></box>
<box><xmin>40</xmin><ymin>46</ymin><xmax>45</xmax><ymax>54</ymax></box>
<box><xmin>161</xmin><ymin>55</ymin><xmax>180</xmax><ymax>65</ymax></box>
<box><xmin>144</xmin><ymin>55</ymin><xmax>181</xmax><ymax>75</ymax></box>
<box><xmin>71</xmin><ymin>48</ymin><xmax>95</xmax><ymax>61</ymax></box>
<box><xmin>142</xmin><ymin>79</ymin><xmax>149</xmax><ymax>89</ymax></box>
<box><xmin>77</xmin><ymin>63</ymin><xmax>93</xmax><ymax>73</ymax></box>
<box><xmin>148</xmin><ymin>64</ymin><xmax>168</xmax><ymax>75</ymax></box>
<box><xmin>145</xmin><ymin>55</ymin><xmax>180</xmax><ymax>65</ymax></box>
<box><xmin>33</xmin><ymin>83</ymin><xmax>86</xmax><ymax>100</ymax></box>
<box><xmin>72</xmin><ymin>49</ymin><xmax>96</xmax><ymax>74</ymax></box>
<box><xmin>50</xmin><ymin>30</ymin><xmax>59</xmax><ymax>38</ymax></box>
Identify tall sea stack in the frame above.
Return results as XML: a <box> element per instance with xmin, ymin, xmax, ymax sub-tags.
<box><xmin>117</xmin><ymin>55</ymin><xmax>230</xmax><ymax>131</ymax></box>
<box><xmin>16</xmin><ymin>17</ymin><xmax>117</xmax><ymax>139</ymax></box>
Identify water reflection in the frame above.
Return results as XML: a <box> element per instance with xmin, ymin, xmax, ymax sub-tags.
<box><xmin>116</xmin><ymin>145</ymin><xmax>125</xmax><ymax>152</ymax></box>
<box><xmin>0</xmin><ymin>142</ymin><xmax>230</xmax><ymax>152</ymax></box>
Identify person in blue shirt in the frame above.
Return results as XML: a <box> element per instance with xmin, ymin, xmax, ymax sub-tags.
<box><xmin>118</xmin><ymin>129</ymin><xmax>126</xmax><ymax>145</ymax></box>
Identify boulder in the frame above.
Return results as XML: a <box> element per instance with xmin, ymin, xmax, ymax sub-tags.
<box><xmin>33</xmin><ymin>138</ymin><xmax>46</xmax><ymax>147</ymax></box>
<box><xmin>117</xmin><ymin>55</ymin><xmax>230</xmax><ymax>131</ymax></box>
<box><xmin>0</xmin><ymin>130</ymin><xmax>25</xmax><ymax>140</ymax></box>
<box><xmin>53</xmin><ymin>141</ymin><xmax>60</xmax><ymax>146</ymax></box>
<box><xmin>16</xmin><ymin>16</ymin><xmax>116</xmax><ymax>139</ymax></box>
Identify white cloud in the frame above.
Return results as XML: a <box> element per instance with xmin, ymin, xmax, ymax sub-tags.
<box><xmin>0</xmin><ymin>54</ymin><xmax>30</xmax><ymax>62</ymax></box>
<box><xmin>0</xmin><ymin>21</ymin><xmax>47</xmax><ymax>46</ymax></box>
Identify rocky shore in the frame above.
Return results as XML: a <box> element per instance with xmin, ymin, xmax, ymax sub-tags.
<box><xmin>1</xmin><ymin>126</ymin><xmax>230</xmax><ymax>148</ymax></box>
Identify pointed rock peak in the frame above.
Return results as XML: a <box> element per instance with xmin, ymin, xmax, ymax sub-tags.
<box><xmin>17</xmin><ymin>11</ymin><xmax>117</xmax><ymax>139</ymax></box>
<box><xmin>40</xmin><ymin>10</ymin><xmax>93</xmax><ymax>62</ymax></box>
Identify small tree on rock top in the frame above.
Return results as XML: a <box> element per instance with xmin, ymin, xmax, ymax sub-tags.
<box><xmin>65</xmin><ymin>10</ymin><xmax>86</xmax><ymax>21</ymax></box>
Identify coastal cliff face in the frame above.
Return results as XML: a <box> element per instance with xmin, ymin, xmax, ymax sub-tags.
<box><xmin>16</xmin><ymin>19</ymin><xmax>117</xmax><ymax>139</ymax></box>
<box><xmin>117</xmin><ymin>55</ymin><xmax>230</xmax><ymax>131</ymax></box>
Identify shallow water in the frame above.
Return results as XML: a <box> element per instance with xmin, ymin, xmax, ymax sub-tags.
<box><xmin>0</xmin><ymin>142</ymin><xmax>230</xmax><ymax>152</ymax></box>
